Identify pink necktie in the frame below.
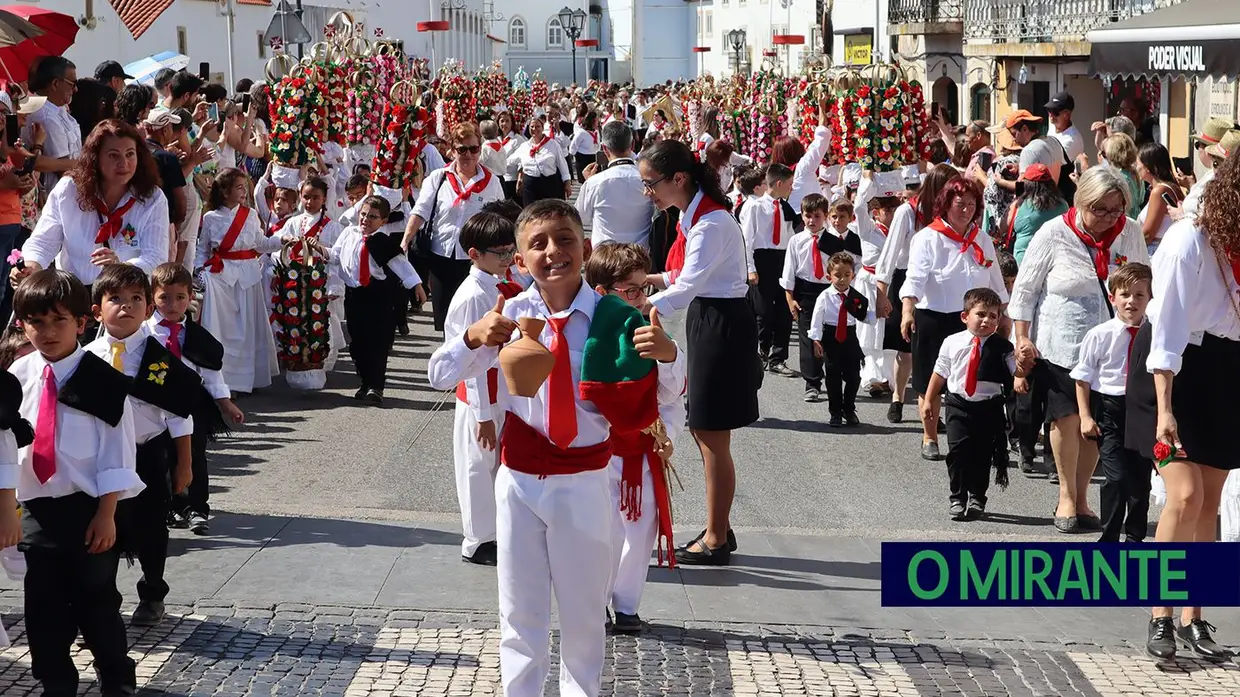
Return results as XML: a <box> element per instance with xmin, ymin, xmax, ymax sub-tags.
<box><xmin>160</xmin><ymin>319</ymin><xmax>183</xmax><ymax>358</ymax></box>
<box><xmin>32</xmin><ymin>364</ymin><xmax>57</xmax><ymax>484</ymax></box>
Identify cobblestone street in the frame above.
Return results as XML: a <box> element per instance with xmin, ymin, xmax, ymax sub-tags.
<box><xmin>3</xmin><ymin>602</ymin><xmax>1240</xmax><ymax>696</ymax></box>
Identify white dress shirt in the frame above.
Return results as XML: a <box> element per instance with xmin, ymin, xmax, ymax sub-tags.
<box><xmin>874</xmin><ymin>200</ymin><xmax>918</xmax><ymax>284</ymax></box>
<box><xmin>85</xmin><ymin>326</ymin><xmax>194</xmax><ymax>444</ymax></box>
<box><xmin>807</xmin><ymin>285</ymin><xmax>875</xmax><ymax>340</ymax></box>
<box><xmin>569</xmin><ymin>128</ymin><xmax>600</xmax><ymax>157</ymax></box>
<box><xmin>933</xmin><ymin>330</ymin><xmax>1016</xmax><ymax>401</ymax></box>
<box><xmin>780</xmin><ymin>231</ymin><xmax>831</xmax><ymax>290</ymax></box>
<box><xmin>650</xmin><ymin>191</ymin><xmax>750</xmax><ymax>316</ymax></box>
<box><xmin>195</xmin><ymin>205</ymin><xmax>284</xmax><ymax>289</ymax></box>
<box><xmin>412</xmin><ymin>165</ymin><xmax>506</xmax><ymax>260</ymax></box>
<box><xmin>480</xmin><ymin>138</ymin><xmax>509</xmax><ymax>176</ymax></box>
<box><xmin>576</xmin><ymin>158</ymin><xmax>653</xmax><ymax>247</ymax></box>
<box><xmin>146</xmin><ymin>312</ymin><xmax>231</xmax><ymax>400</ymax></box>
<box><xmin>421</xmin><ymin>143</ymin><xmax>447</xmax><ymax>174</ymax></box>
<box><xmin>1147</xmin><ymin>219</ymin><xmax>1240</xmax><ymax>375</ymax></box>
<box><xmin>900</xmin><ymin>223</ymin><xmax>1009</xmax><ymax>313</ymax></box>
<box><xmin>10</xmin><ymin>348</ymin><xmax>144</xmax><ymax>502</ymax></box>
<box><xmin>692</xmin><ymin>132</ymin><xmax>714</xmax><ymax>158</ymax></box>
<box><xmin>25</xmin><ymin>101</ymin><xmax>82</xmax><ymax>190</ymax></box>
<box><xmin>327</xmin><ymin>227</ymin><xmax>422</xmax><ymax>294</ymax></box>
<box><xmin>499</xmin><ymin>131</ymin><xmax>528</xmax><ymax>181</ymax></box>
<box><xmin>285</xmin><ymin>210</ymin><xmax>343</xmax><ymax>254</ymax></box>
<box><xmin>790</xmin><ymin>126</ymin><xmax>832</xmax><ymax>212</ymax></box>
<box><xmin>1008</xmin><ymin>213</ymin><xmax>1149</xmax><ymax>368</ymax></box>
<box><xmin>1070</xmin><ymin>318</ymin><xmax>1143</xmax><ymax>395</ymax></box>
<box><xmin>443</xmin><ymin>266</ymin><xmax>506</xmax><ymax>422</ymax></box>
<box><xmin>508</xmin><ymin>137</ymin><xmax>571</xmax><ymax>180</ymax></box>
<box><xmin>428</xmin><ymin>280</ymin><xmax>687</xmax><ymax>449</ymax></box>
<box><xmin>24</xmin><ymin>177</ymin><xmax>171</xmax><ymax>285</ymax></box>
<box><xmin>740</xmin><ymin>194</ymin><xmax>791</xmax><ymax>273</ymax></box>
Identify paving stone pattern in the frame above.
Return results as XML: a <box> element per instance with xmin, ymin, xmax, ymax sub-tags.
<box><xmin>3</xmin><ymin>603</ymin><xmax>1240</xmax><ymax>696</ymax></box>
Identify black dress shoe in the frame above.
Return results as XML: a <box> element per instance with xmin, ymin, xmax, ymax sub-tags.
<box><xmin>1147</xmin><ymin>616</ymin><xmax>1176</xmax><ymax>660</ymax></box>
<box><xmin>966</xmin><ymin>500</ymin><xmax>985</xmax><ymax>520</ymax></box>
<box><xmin>690</xmin><ymin>528</ymin><xmax>738</xmax><ymax>552</ymax></box>
<box><xmin>828</xmin><ymin>413</ymin><xmax>844</xmax><ymax>428</ymax></box>
<box><xmin>1077</xmin><ymin>514</ymin><xmax>1104</xmax><ymax>531</ymax></box>
<box><xmin>1177</xmin><ymin>619</ymin><xmax>1231</xmax><ymax>659</ymax></box>
<box><xmin>366</xmin><ymin>389</ymin><xmax>384</xmax><ymax>406</ymax></box>
<box><xmin>463</xmin><ymin>541</ymin><xmax>497</xmax><ymax>566</ymax></box>
<box><xmin>674</xmin><ymin>540</ymin><xmax>730</xmax><ymax>566</ymax></box>
<box><xmin>843</xmin><ymin>411</ymin><xmax>860</xmax><ymax>427</ymax></box>
<box><xmin>131</xmin><ymin>600</ymin><xmax>165</xmax><ymax>626</ymax></box>
<box><xmin>354</xmin><ymin>385</ymin><xmax>369</xmax><ymax>400</ymax></box>
<box><xmin>612</xmin><ymin>611</ymin><xmax>643</xmax><ymax>634</ymax></box>
<box><xmin>887</xmin><ymin>401</ymin><xmax>903</xmax><ymax>423</ymax></box>
<box><xmin>1018</xmin><ymin>454</ymin><xmax>1038</xmax><ymax>475</ymax></box>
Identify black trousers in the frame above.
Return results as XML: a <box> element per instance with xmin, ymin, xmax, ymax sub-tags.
<box><xmin>134</xmin><ymin>431</ymin><xmax>172</xmax><ymax>603</ymax></box>
<box><xmin>346</xmin><ymin>281</ymin><xmax>397</xmax><ymax>392</ymax></box>
<box><xmin>501</xmin><ymin>177</ymin><xmax>518</xmax><ymax>202</ymax></box>
<box><xmin>173</xmin><ymin>416</ymin><xmax>212</xmax><ymax>517</ymax></box>
<box><xmin>751</xmin><ymin>249</ymin><xmax>791</xmax><ymax>362</ymax></box>
<box><xmin>21</xmin><ymin>494</ymin><xmax>136</xmax><ymax>695</ymax></box>
<box><xmin>793</xmin><ymin>281</ymin><xmax>829</xmax><ymax>390</ymax></box>
<box><xmin>426</xmin><ymin>253</ymin><xmax>472</xmax><ymax>333</ymax></box>
<box><xmin>1092</xmin><ymin>392</ymin><xmax>1152</xmax><ymax>542</ymax></box>
<box><xmin>944</xmin><ymin>393</ymin><xmax>1005</xmax><ymax>507</ymax></box>
<box><xmin>821</xmin><ymin>326</ymin><xmax>862</xmax><ymax>416</ymax></box>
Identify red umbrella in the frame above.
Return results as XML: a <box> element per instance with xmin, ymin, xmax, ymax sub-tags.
<box><xmin>0</xmin><ymin>5</ymin><xmax>78</xmax><ymax>82</ymax></box>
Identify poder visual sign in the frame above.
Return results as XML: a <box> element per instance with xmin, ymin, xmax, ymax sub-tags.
<box><xmin>1148</xmin><ymin>44</ymin><xmax>1207</xmax><ymax>73</ymax></box>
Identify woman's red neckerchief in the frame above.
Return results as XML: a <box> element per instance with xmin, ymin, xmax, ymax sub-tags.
<box><xmin>1063</xmin><ymin>208</ymin><xmax>1125</xmax><ymax>280</ymax></box>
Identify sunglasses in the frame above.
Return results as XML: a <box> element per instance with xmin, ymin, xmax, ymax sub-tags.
<box><xmin>456</xmin><ymin>145</ymin><xmax>482</xmax><ymax>155</ymax></box>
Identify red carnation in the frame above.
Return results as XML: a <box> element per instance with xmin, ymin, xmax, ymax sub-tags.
<box><xmin>1153</xmin><ymin>441</ymin><xmax>1175</xmax><ymax>467</ymax></box>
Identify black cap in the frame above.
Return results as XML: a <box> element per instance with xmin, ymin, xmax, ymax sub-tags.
<box><xmin>94</xmin><ymin>60</ymin><xmax>133</xmax><ymax>81</ymax></box>
<box><xmin>1045</xmin><ymin>91</ymin><xmax>1075</xmax><ymax>112</ymax></box>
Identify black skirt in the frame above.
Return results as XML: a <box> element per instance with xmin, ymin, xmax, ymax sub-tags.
<box><xmin>574</xmin><ymin>153</ymin><xmax>595</xmax><ymax>183</ymax></box>
<box><xmin>686</xmin><ymin>296</ymin><xmax>761</xmax><ymax>431</ymax></box>
<box><xmin>883</xmin><ymin>268</ymin><xmax>912</xmax><ymax>353</ymax></box>
<box><xmin>911</xmin><ymin>308</ymin><xmax>964</xmax><ymax>395</ymax></box>
<box><xmin>522</xmin><ymin>173</ymin><xmax>565</xmax><ymax>207</ymax></box>
<box><xmin>1034</xmin><ymin>359</ymin><xmax>1079</xmax><ymax>423</ymax></box>
<box><xmin>1126</xmin><ymin>324</ymin><xmax>1240</xmax><ymax>470</ymax></box>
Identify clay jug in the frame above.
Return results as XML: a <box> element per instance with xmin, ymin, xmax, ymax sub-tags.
<box><xmin>499</xmin><ymin>317</ymin><xmax>556</xmax><ymax>397</ymax></box>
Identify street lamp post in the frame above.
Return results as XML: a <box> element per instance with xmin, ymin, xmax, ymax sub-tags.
<box><xmin>728</xmin><ymin>28</ymin><xmax>747</xmax><ymax>76</ymax></box>
<box><xmin>558</xmin><ymin>6</ymin><xmax>587</xmax><ymax>85</ymax></box>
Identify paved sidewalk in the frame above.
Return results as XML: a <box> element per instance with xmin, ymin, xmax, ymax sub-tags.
<box><xmin>3</xmin><ymin>514</ymin><xmax>1240</xmax><ymax>695</ymax></box>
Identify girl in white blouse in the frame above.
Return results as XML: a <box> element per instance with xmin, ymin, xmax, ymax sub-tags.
<box><xmin>508</xmin><ymin>115</ymin><xmax>572</xmax><ymax>208</ymax></box>
<box><xmin>1008</xmin><ymin>167</ymin><xmax>1149</xmax><ymax>533</ymax></box>
<box><xmin>900</xmin><ymin>176</ymin><xmax>1008</xmax><ymax>461</ymax></box>
<box><xmin>569</xmin><ymin>110</ymin><xmax>601</xmax><ymax>184</ymax></box>
<box><xmin>195</xmin><ymin>167</ymin><xmax>283</xmax><ymax>394</ymax></box>
<box><xmin>1124</xmin><ymin>156</ymin><xmax>1240</xmax><ymax>661</ymax></box>
<box><xmin>641</xmin><ymin>140</ymin><xmax>758</xmax><ymax>567</ymax></box>
<box><xmin>17</xmin><ymin>120</ymin><xmax>170</xmax><ymax>289</ymax></box>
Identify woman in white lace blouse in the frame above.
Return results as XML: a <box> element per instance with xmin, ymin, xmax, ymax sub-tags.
<box><xmin>1008</xmin><ymin>167</ymin><xmax>1150</xmax><ymax>534</ymax></box>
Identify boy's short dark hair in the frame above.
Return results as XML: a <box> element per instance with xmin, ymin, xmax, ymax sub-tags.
<box><xmin>827</xmin><ymin>251</ymin><xmax>856</xmax><ymax>272</ymax></box>
<box><xmin>480</xmin><ymin>199</ymin><xmax>522</xmax><ymax>223</ymax></box>
<box><xmin>151</xmin><ymin>262</ymin><xmax>194</xmax><ymax>291</ymax></box>
<box><xmin>829</xmin><ymin>199</ymin><xmax>855</xmax><ymax>217</ymax></box>
<box><xmin>516</xmin><ymin>199</ymin><xmax>582</xmax><ymax>245</ymax></box>
<box><xmin>584</xmin><ymin>243</ymin><xmax>651</xmax><ymax>288</ymax></box>
<box><xmin>963</xmin><ymin>287</ymin><xmax>1003</xmax><ymax>313</ymax></box>
<box><xmin>459</xmin><ymin>212</ymin><xmax>516</xmax><ymax>253</ymax></box>
<box><xmin>997</xmin><ymin>251</ymin><xmax>1018</xmax><ymax>279</ymax></box>
<box><xmin>14</xmin><ymin>270</ymin><xmax>91</xmax><ymax>320</ymax></box>
<box><xmin>92</xmin><ymin>263</ymin><xmax>153</xmax><ymax>306</ymax></box>
<box><xmin>273</xmin><ymin>187</ymin><xmax>299</xmax><ymax>202</ymax></box>
<box><xmin>171</xmin><ymin>108</ymin><xmax>193</xmax><ymax>133</ymax></box>
<box><xmin>868</xmin><ymin>195</ymin><xmax>902</xmax><ymax>212</ymax></box>
<box><xmin>735</xmin><ymin>164</ymin><xmax>767</xmax><ymax>196</ymax></box>
<box><xmin>301</xmin><ymin>175</ymin><xmax>329</xmax><ymax>196</ymax></box>
<box><xmin>1108</xmin><ymin>261</ymin><xmax>1153</xmax><ymax>295</ymax></box>
<box><xmin>360</xmin><ymin>195</ymin><xmax>392</xmax><ymax>219</ymax></box>
<box><xmin>801</xmin><ymin>193</ymin><xmax>829</xmax><ymax>216</ymax></box>
<box><xmin>765</xmin><ymin>162</ymin><xmax>793</xmax><ymax>186</ymax></box>
<box><xmin>346</xmin><ymin>173</ymin><xmax>370</xmax><ymax>191</ymax></box>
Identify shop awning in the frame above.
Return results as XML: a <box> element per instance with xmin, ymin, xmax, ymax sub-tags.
<box><xmin>1087</xmin><ymin>0</ymin><xmax>1240</xmax><ymax>80</ymax></box>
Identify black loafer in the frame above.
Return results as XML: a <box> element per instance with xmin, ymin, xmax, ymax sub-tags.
<box><xmin>612</xmin><ymin>611</ymin><xmax>643</xmax><ymax>634</ymax></box>
<box><xmin>843</xmin><ymin>411</ymin><xmax>860</xmax><ymax>427</ymax></box>
<box><xmin>1177</xmin><ymin>619</ymin><xmax>1231</xmax><ymax>660</ymax></box>
<box><xmin>828</xmin><ymin>414</ymin><xmax>844</xmax><ymax>428</ymax></box>
<box><xmin>690</xmin><ymin>528</ymin><xmax>738</xmax><ymax>552</ymax></box>
<box><xmin>463</xmin><ymin>541</ymin><xmax>497</xmax><ymax>566</ymax></box>
<box><xmin>887</xmin><ymin>401</ymin><xmax>903</xmax><ymax>423</ymax></box>
<box><xmin>1147</xmin><ymin>616</ymin><xmax>1176</xmax><ymax>660</ymax></box>
<box><xmin>1054</xmin><ymin>515</ymin><xmax>1080</xmax><ymax>534</ymax></box>
<box><xmin>353</xmin><ymin>385</ymin><xmax>369</xmax><ymax>400</ymax></box>
<box><xmin>674</xmin><ymin>540</ymin><xmax>730</xmax><ymax>566</ymax></box>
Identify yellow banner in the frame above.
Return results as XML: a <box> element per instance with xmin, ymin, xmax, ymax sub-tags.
<box><xmin>845</xmin><ymin>34</ymin><xmax>872</xmax><ymax>66</ymax></box>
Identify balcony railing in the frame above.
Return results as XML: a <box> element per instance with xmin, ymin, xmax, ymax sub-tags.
<box><xmin>963</xmin><ymin>0</ymin><xmax>1179</xmax><ymax>44</ymax></box>
<box><xmin>889</xmin><ymin>0</ymin><xmax>964</xmax><ymax>25</ymax></box>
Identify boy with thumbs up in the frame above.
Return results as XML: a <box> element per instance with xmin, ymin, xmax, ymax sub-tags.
<box><xmin>585</xmin><ymin>242</ymin><xmax>687</xmax><ymax>634</ymax></box>
<box><xmin>427</xmin><ymin>201</ymin><xmax>685</xmax><ymax>697</ymax></box>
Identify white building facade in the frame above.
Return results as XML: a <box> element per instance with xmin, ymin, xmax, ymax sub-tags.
<box><xmin>36</xmin><ymin>0</ymin><xmax>497</xmax><ymax>89</ymax></box>
<box><xmin>696</xmin><ymin>0</ymin><xmax>826</xmax><ymax>78</ymax></box>
<box><xmin>502</xmin><ymin>0</ymin><xmax>695</xmax><ymax>87</ymax></box>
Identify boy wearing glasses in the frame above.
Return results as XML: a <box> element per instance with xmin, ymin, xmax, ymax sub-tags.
<box><xmin>585</xmin><ymin>242</ymin><xmax>686</xmax><ymax>634</ymax></box>
<box><xmin>327</xmin><ymin>196</ymin><xmax>426</xmax><ymax>405</ymax></box>
<box><xmin>442</xmin><ymin>212</ymin><xmax>522</xmax><ymax>566</ymax></box>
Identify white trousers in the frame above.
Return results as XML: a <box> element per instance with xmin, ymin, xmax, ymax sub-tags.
<box><xmin>496</xmin><ymin>466</ymin><xmax>613</xmax><ymax>697</ymax></box>
<box><xmin>453</xmin><ymin>401</ymin><xmax>501</xmax><ymax>556</ymax></box>
<box><xmin>606</xmin><ymin>456</ymin><xmax>658</xmax><ymax>616</ymax></box>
